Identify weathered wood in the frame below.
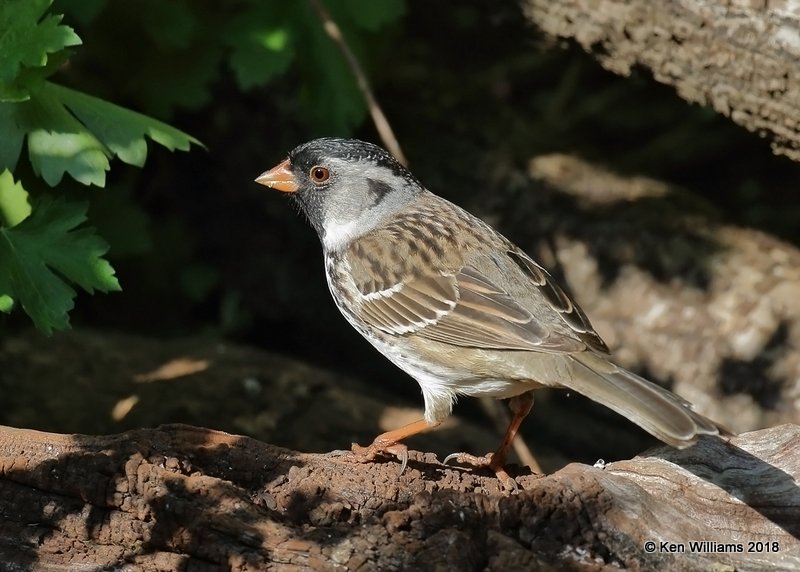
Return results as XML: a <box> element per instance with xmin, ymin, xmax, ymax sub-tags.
<box><xmin>523</xmin><ymin>0</ymin><xmax>800</xmax><ymax>162</ymax></box>
<box><xmin>0</xmin><ymin>423</ymin><xmax>797</xmax><ymax>571</ymax></box>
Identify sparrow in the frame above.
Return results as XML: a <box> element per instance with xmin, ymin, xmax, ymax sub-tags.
<box><xmin>256</xmin><ymin>137</ymin><xmax>723</xmax><ymax>488</ymax></box>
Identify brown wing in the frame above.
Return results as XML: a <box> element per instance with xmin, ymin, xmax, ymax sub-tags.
<box><xmin>358</xmin><ymin>273</ymin><xmax>457</xmax><ymax>335</ymax></box>
<box><xmin>356</xmin><ymin>264</ymin><xmax>594</xmax><ymax>353</ymax></box>
<box><xmin>505</xmin><ymin>249</ymin><xmax>609</xmax><ymax>353</ymax></box>
<box><xmin>344</xmin><ymin>201</ymin><xmax>608</xmax><ymax>354</ymax></box>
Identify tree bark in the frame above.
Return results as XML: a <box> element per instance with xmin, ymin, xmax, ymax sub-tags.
<box><xmin>523</xmin><ymin>0</ymin><xmax>800</xmax><ymax>162</ymax></box>
<box><xmin>0</xmin><ymin>423</ymin><xmax>797</xmax><ymax>571</ymax></box>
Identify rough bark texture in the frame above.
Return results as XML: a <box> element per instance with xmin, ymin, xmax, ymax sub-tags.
<box><xmin>523</xmin><ymin>0</ymin><xmax>800</xmax><ymax>162</ymax></box>
<box><xmin>0</xmin><ymin>423</ymin><xmax>797</xmax><ymax>571</ymax></box>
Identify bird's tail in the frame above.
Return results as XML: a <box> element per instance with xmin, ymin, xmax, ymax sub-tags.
<box><xmin>569</xmin><ymin>352</ymin><xmax>725</xmax><ymax>448</ymax></box>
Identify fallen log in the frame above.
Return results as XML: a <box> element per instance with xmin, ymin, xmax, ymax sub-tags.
<box><xmin>524</xmin><ymin>0</ymin><xmax>800</xmax><ymax>162</ymax></box>
<box><xmin>0</xmin><ymin>423</ymin><xmax>796</xmax><ymax>571</ymax></box>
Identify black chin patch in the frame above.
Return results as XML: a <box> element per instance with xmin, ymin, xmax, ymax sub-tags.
<box><xmin>292</xmin><ymin>189</ymin><xmax>325</xmax><ymax>236</ymax></box>
<box><xmin>366</xmin><ymin>178</ymin><xmax>394</xmax><ymax>207</ymax></box>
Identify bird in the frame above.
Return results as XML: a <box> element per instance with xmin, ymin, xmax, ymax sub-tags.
<box><xmin>256</xmin><ymin>137</ymin><xmax>723</xmax><ymax>488</ymax></box>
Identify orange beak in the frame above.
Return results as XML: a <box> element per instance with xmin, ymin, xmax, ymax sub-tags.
<box><xmin>255</xmin><ymin>159</ymin><xmax>299</xmax><ymax>193</ymax></box>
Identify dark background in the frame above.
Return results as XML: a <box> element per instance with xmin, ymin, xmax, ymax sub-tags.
<box><xmin>3</xmin><ymin>0</ymin><xmax>799</xmax><ymax>467</ymax></box>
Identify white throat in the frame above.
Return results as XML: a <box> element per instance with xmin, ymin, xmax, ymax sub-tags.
<box><xmin>322</xmin><ymin>217</ymin><xmax>363</xmax><ymax>251</ymax></box>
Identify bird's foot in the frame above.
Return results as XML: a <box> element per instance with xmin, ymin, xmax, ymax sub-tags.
<box><xmin>443</xmin><ymin>451</ymin><xmax>518</xmax><ymax>492</ymax></box>
<box><xmin>346</xmin><ymin>419</ymin><xmax>434</xmax><ymax>476</ymax></box>
<box><xmin>350</xmin><ymin>440</ymin><xmax>409</xmax><ymax>475</ymax></box>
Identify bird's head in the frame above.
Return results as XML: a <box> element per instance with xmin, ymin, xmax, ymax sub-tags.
<box><xmin>256</xmin><ymin>138</ymin><xmax>422</xmax><ymax>251</ymax></box>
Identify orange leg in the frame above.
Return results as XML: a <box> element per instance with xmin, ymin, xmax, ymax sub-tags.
<box><xmin>351</xmin><ymin>418</ymin><xmax>440</xmax><ymax>474</ymax></box>
<box><xmin>444</xmin><ymin>392</ymin><xmax>535</xmax><ymax>490</ymax></box>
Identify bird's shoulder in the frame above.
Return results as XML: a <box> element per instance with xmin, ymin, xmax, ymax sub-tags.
<box><xmin>341</xmin><ymin>192</ymin><xmax>483</xmax><ymax>294</ymax></box>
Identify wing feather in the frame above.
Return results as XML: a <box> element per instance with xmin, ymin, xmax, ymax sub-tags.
<box><xmin>345</xmin><ymin>234</ymin><xmax>606</xmax><ymax>353</ymax></box>
<box><xmin>358</xmin><ymin>274</ymin><xmax>457</xmax><ymax>335</ymax></box>
<box><xmin>356</xmin><ymin>266</ymin><xmax>587</xmax><ymax>352</ymax></box>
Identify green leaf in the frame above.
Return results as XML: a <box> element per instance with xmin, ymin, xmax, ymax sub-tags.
<box><xmin>5</xmin><ymin>82</ymin><xmax>201</xmax><ymax>187</ymax></box>
<box><xmin>225</xmin><ymin>2</ymin><xmax>295</xmax><ymax>91</ymax></box>
<box><xmin>0</xmin><ymin>101</ymin><xmax>26</xmax><ymax>170</ymax></box>
<box><xmin>295</xmin><ymin>6</ymin><xmax>367</xmax><ymax>134</ymax></box>
<box><xmin>54</xmin><ymin>0</ymin><xmax>217</xmax><ymax>115</ymax></box>
<box><xmin>0</xmin><ymin>196</ymin><xmax>120</xmax><ymax>333</ymax></box>
<box><xmin>0</xmin><ymin>169</ymin><xmax>31</xmax><ymax>226</ymax></box>
<box><xmin>229</xmin><ymin>26</ymin><xmax>294</xmax><ymax>90</ymax></box>
<box><xmin>50</xmin><ymin>83</ymin><xmax>202</xmax><ymax>166</ymax></box>
<box><xmin>0</xmin><ymin>44</ymin><xmax>71</xmax><ymax>103</ymax></box>
<box><xmin>21</xmin><ymin>83</ymin><xmax>111</xmax><ymax>186</ymax></box>
<box><xmin>287</xmin><ymin>0</ymin><xmax>405</xmax><ymax>134</ymax></box>
<box><xmin>339</xmin><ymin>0</ymin><xmax>405</xmax><ymax>31</ymax></box>
<box><xmin>0</xmin><ymin>0</ymin><xmax>81</xmax><ymax>83</ymax></box>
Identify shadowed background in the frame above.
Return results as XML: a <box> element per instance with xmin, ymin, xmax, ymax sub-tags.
<box><xmin>1</xmin><ymin>0</ymin><xmax>799</xmax><ymax>471</ymax></box>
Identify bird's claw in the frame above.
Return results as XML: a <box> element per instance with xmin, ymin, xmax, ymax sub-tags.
<box><xmin>442</xmin><ymin>451</ymin><xmax>519</xmax><ymax>492</ymax></box>
<box><xmin>350</xmin><ymin>441</ymin><xmax>409</xmax><ymax>475</ymax></box>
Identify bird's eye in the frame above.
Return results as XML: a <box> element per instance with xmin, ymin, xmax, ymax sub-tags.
<box><xmin>309</xmin><ymin>166</ymin><xmax>330</xmax><ymax>184</ymax></box>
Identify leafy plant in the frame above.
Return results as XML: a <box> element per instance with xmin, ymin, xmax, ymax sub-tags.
<box><xmin>0</xmin><ymin>193</ymin><xmax>118</xmax><ymax>333</ymax></box>
<box><xmin>54</xmin><ymin>0</ymin><xmax>405</xmax><ymax>130</ymax></box>
<box><xmin>0</xmin><ymin>0</ymin><xmax>199</xmax><ymax>333</ymax></box>
<box><xmin>1</xmin><ymin>0</ymin><xmax>406</xmax><ymax>333</ymax></box>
